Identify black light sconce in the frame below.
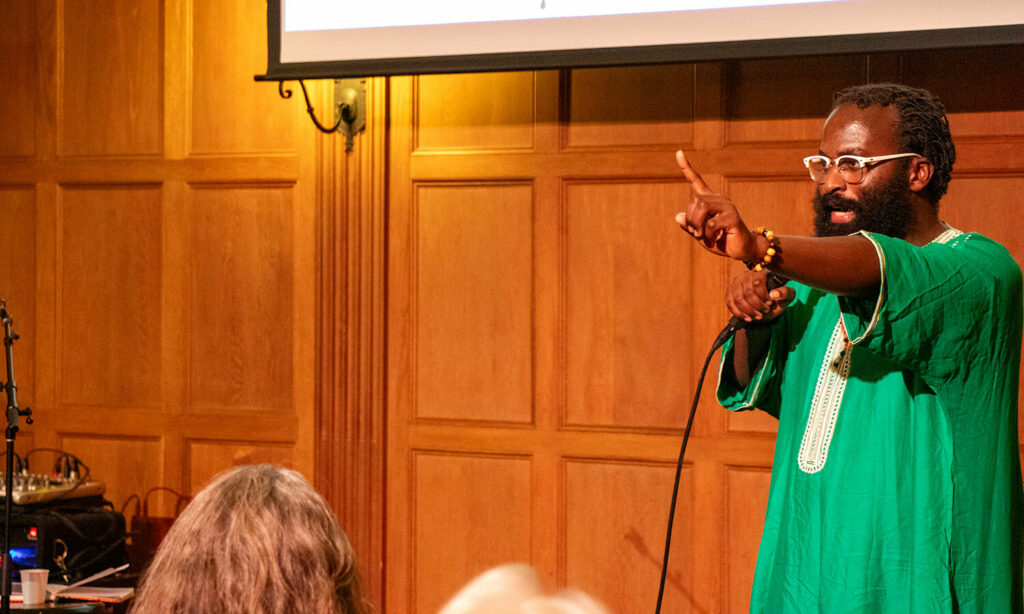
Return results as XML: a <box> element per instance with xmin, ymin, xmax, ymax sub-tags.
<box><xmin>278</xmin><ymin>78</ymin><xmax>366</xmax><ymax>152</ymax></box>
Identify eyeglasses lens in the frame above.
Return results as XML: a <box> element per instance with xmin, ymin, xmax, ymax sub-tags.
<box><xmin>836</xmin><ymin>157</ymin><xmax>865</xmax><ymax>184</ymax></box>
<box><xmin>806</xmin><ymin>157</ymin><xmax>828</xmax><ymax>183</ymax></box>
<box><xmin>806</xmin><ymin>157</ymin><xmax>866</xmax><ymax>184</ymax></box>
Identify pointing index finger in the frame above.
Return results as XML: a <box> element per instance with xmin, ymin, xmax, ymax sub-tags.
<box><xmin>676</xmin><ymin>150</ymin><xmax>713</xmax><ymax>195</ymax></box>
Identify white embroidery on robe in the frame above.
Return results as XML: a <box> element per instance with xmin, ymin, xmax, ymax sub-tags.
<box><xmin>797</xmin><ymin>319</ymin><xmax>851</xmax><ymax>474</ymax></box>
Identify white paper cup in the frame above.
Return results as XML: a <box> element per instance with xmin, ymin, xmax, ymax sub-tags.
<box><xmin>19</xmin><ymin>568</ymin><xmax>49</xmax><ymax>606</ymax></box>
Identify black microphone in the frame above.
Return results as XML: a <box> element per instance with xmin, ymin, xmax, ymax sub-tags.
<box><xmin>711</xmin><ymin>272</ymin><xmax>788</xmax><ymax>350</ymax></box>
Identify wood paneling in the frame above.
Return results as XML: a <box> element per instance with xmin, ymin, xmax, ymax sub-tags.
<box><xmin>0</xmin><ymin>188</ymin><xmax>37</xmax><ymax>408</ymax></box>
<box><xmin>387</xmin><ymin>46</ymin><xmax>1024</xmax><ymax>614</ymax></box>
<box><xmin>60</xmin><ymin>0</ymin><xmax>163</xmax><ymax>156</ymax></box>
<box><xmin>724</xmin><ymin>178</ymin><xmax>816</xmax><ymax>238</ymax></box>
<box><xmin>314</xmin><ymin>76</ymin><xmax>389</xmax><ymax>609</ymax></box>
<box><xmin>900</xmin><ymin>46</ymin><xmax>1024</xmax><ymax>139</ymax></box>
<box><xmin>1</xmin><ymin>0</ymin><xmax>316</xmax><ymax>530</ymax></box>
<box><xmin>0</xmin><ymin>1</ymin><xmax>37</xmax><ymax>158</ymax></box>
<box><xmin>186</xmin><ymin>439</ymin><xmax>295</xmax><ymax>493</ymax></box>
<box><xmin>59</xmin><ymin>185</ymin><xmax>163</xmax><ymax>408</ymax></box>
<box><xmin>565</xmin><ymin>64</ymin><xmax>696</xmax><ymax>149</ymax></box>
<box><xmin>188</xmin><ymin>186</ymin><xmax>294</xmax><ymax>412</ymax></box>
<box><xmin>724</xmin><ymin>466</ymin><xmax>772</xmax><ymax>614</ymax></box>
<box><xmin>724</xmin><ymin>55</ymin><xmax>867</xmax><ymax>145</ymax></box>
<box><xmin>415</xmin><ymin>72</ymin><xmax>538</xmax><ymax>151</ymax></box>
<box><xmin>414</xmin><ymin>183</ymin><xmax>534</xmax><ymax>423</ymax></box>
<box><xmin>564</xmin><ymin>180</ymin><xmax>695</xmax><ymax>430</ymax></box>
<box><xmin>57</xmin><ymin>433</ymin><xmax>163</xmax><ymax>517</ymax></box>
<box><xmin>565</xmin><ymin>459</ymin><xmax>694</xmax><ymax>614</ymax></box>
<box><xmin>190</xmin><ymin>0</ymin><xmax>297</xmax><ymax>154</ymax></box>
<box><xmin>411</xmin><ymin>452</ymin><xmax>532</xmax><ymax>614</ymax></box>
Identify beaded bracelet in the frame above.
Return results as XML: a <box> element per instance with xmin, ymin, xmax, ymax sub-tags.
<box><xmin>745</xmin><ymin>227</ymin><xmax>778</xmax><ymax>272</ymax></box>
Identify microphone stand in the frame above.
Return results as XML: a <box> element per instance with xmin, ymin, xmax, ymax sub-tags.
<box><xmin>0</xmin><ymin>301</ymin><xmax>32</xmax><ymax>614</ymax></box>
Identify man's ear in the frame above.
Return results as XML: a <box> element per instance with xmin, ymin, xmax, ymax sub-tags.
<box><xmin>908</xmin><ymin>157</ymin><xmax>934</xmax><ymax>194</ymax></box>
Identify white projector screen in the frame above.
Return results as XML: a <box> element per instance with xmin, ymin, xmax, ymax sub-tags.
<box><xmin>257</xmin><ymin>0</ymin><xmax>1024</xmax><ymax>80</ymax></box>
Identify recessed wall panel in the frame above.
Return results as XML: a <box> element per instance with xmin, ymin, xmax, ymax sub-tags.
<box><xmin>191</xmin><ymin>0</ymin><xmax>298</xmax><ymax>154</ymax></box>
<box><xmin>186</xmin><ymin>439</ymin><xmax>295</xmax><ymax>495</ymax></box>
<box><xmin>564</xmin><ymin>181</ymin><xmax>694</xmax><ymax>429</ymax></box>
<box><xmin>415</xmin><ymin>72</ymin><xmax>536</xmax><ymax>151</ymax></box>
<box><xmin>0</xmin><ymin>188</ymin><xmax>36</xmax><ymax>407</ymax></box>
<box><xmin>725</xmin><ymin>466</ymin><xmax>772</xmax><ymax>614</ymax></box>
<box><xmin>412</xmin><ymin>452</ymin><xmax>532</xmax><ymax>614</ymax></box>
<box><xmin>188</xmin><ymin>186</ymin><xmax>293</xmax><ymax>412</ymax></box>
<box><xmin>57</xmin><ymin>433</ymin><xmax>163</xmax><ymax>516</ymax></box>
<box><xmin>60</xmin><ymin>0</ymin><xmax>163</xmax><ymax>156</ymax></box>
<box><xmin>0</xmin><ymin>2</ymin><xmax>36</xmax><ymax>157</ymax></box>
<box><xmin>724</xmin><ymin>56</ymin><xmax>866</xmax><ymax>145</ymax></box>
<box><xmin>565</xmin><ymin>459</ymin><xmax>693</xmax><ymax>613</ymax></box>
<box><xmin>566</xmin><ymin>64</ymin><xmax>696</xmax><ymax>149</ymax></box>
<box><xmin>901</xmin><ymin>46</ymin><xmax>1024</xmax><ymax>139</ymax></box>
<box><xmin>60</xmin><ymin>186</ymin><xmax>162</xmax><ymax>408</ymax></box>
<box><xmin>414</xmin><ymin>183</ymin><xmax>533</xmax><ymax>423</ymax></box>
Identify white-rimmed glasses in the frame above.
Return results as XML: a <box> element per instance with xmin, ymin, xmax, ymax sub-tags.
<box><xmin>802</xmin><ymin>153</ymin><xmax>920</xmax><ymax>184</ymax></box>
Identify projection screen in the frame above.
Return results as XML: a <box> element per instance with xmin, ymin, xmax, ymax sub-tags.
<box><xmin>257</xmin><ymin>0</ymin><xmax>1024</xmax><ymax>80</ymax></box>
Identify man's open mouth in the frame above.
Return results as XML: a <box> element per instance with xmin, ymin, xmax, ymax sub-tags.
<box><xmin>831</xmin><ymin>210</ymin><xmax>856</xmax><ymax>224</ymax></box>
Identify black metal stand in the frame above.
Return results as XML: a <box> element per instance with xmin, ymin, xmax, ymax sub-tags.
<box><xmin>1</xmin><ymin>301</ymin><xmax>32</xmax><ymax>614</ymax></box>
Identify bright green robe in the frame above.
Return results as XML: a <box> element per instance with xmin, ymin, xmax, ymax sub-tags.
<box><xmin>718</xmin><ymin>228</ymin><xmax>1024</xmax><ymax>613</ymax></box>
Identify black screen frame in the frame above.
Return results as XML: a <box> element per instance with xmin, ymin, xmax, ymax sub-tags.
<box><xmin>255</xmin><ymin>1</ymin><xmax>1023</xmax><ymax>81</ymax></box>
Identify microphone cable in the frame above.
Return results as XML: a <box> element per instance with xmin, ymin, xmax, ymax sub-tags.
<box><xmin>654</xmin><ymin>273</ymin><xmax>785</xmax><ymax>614</ymax></box>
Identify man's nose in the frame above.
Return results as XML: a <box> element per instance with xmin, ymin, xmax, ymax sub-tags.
<box><xmin>822</xmin><ymin>164</ymin><xmax>846</xmax><ymax>192</ymax></box>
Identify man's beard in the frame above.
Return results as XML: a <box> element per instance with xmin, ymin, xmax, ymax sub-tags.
<box><xmin>813</xmin><ymin>171</ymin><xmax>912</xmax><ymax>238</ymax></box>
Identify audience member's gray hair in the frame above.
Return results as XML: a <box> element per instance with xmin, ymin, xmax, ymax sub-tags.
<box><xmin>130</xmin><ymin>464</ymin><xmax>367</xmax><ymax>614</ymax></box>
<box><xmin>439</xmin><ymin>564</ymin><xmax>609</xmax><ymax>614</ymax></box>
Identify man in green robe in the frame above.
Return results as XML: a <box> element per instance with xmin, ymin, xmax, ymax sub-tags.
<box><xmin>676</xmin><ymin>83</ymin><xmax>1023</xmax><ymax>612</ymax></box>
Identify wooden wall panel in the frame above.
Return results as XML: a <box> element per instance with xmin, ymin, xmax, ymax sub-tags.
<box><xmin>0</xmin><ymin>0</ymin><xmax>317</xmax><ymax>526</ymax></box>
<box><xmin>412</xmin><ymin>452</ymin><xmax>532</xmax><ymax>614</ymax></box>
<box><xmin>724</xmin><ymin>178</ymin><xmax>816</xmax><ymax>238</ymax></box>
<box><xmin>60</xmin><ymin>0</ymin><xmax>163</xmax><ymax>156</ymax></box>
<box><xmin>190</xmin><ymin>0</ymin><xmax>297</xmax><ymax>154</ymax></box>
<box><xmin>59</xmin><ymin>185</ymin><xmax>163</xmax><ymax>408</ymax></box>
<box><xmin>414</xmin><ymin>183</ymin><xmax>534</xmax><ymax>423</ymax></box>
<box><xmin>565</xmin><ymin>64</ymin><xmax>696</xmax><ymax>149</ymax></box>
<box><xmin>0</xmin><ymin>188</ymin><xmax>37</xmax><ymax>409</ymax></box>
<box><xmin>724</xmin><ymin>466</ymin><xmax>772</xmax><ymax>614</ymax></box>
<box><xmin>0</xmin><ymin>1</ymin><xmax>37</xmax><ymax>158</ymax></box>
<box><xmin>724</xmin><ymin>56</ymin><xmax>866</xmax><ymax>145</ymax></box>
<box><xmin>186</xmin><ymin>439</ymin><xmax>295</xmax><ymax>493</ymax></box>
<box><xmin>415</xmin><ymin>72</ymin><xmax>537</xmax><ymax>151</ymax></box>
<box><xmin>565</xmin><ymin>459</ymin><xmax>693</xmax><ymax>614</ymax></box>
<box><xmin>900</xmin><ymin>46</ymin><xmax>1024</xmax><ymax>138</ymax></box>
<box><xmin>188</xmin><ymin>186</ymin><xmax>294</xmax><ymax>412</ymax></box>
<box><xmin>564</xmin><ymin>180</ymin><xmax>694</xmax><ymax>430</ymax></box>
<box><xmin>57</xmin><ymin>434</ymin><xmax>163</xmax><ymax>517</ymax></box>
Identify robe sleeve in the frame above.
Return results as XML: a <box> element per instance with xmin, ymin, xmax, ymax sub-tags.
<box><xmin>714</xmin><ymin>285</ymin><xmax>820</xmax><ymax>417</ymax></box>
<box><xmin>838</xmin><ymin>230</ymin><xmax>1023</xmax><ymax>409</ymax></box>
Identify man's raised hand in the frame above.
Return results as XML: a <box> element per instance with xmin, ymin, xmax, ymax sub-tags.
<box><xmin>674</xmin><ymin>150</ymin><xmax>760</xmax><ymax>263</ymax></box>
